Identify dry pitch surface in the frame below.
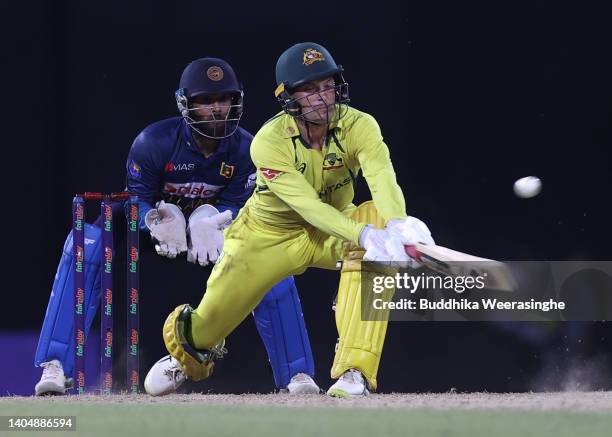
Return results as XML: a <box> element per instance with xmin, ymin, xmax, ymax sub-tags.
<box><xmin>2</xmin><ymin>392</ymin><xmax>612</xmax><ymax>437</ymax></box>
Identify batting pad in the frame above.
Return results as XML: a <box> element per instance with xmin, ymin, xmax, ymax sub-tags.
<box><xmin>331</xmin><ymin>201</ymin><xmax>396</xmax><ymax>391</ymax></box>
<box><xmin>163</xmin><ymin>304</ymin><xmax>228</xmax><ymax>381</ymax></box>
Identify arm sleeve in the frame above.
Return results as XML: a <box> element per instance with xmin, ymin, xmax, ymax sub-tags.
<box><xmin>125</xmin><ymin>132</ymin><xmax>165</xmax><ymax>231</ymax></box>
<box><xmin>251</xmin><ymin>138</ymin><xmax>364</xmax><ymax>244</ymax></box>
<box><xmin>353</xmin><ymin>114</ymin><xmax>407</xmax><ymax>223</ymax></box>
<box><xmin>216</xmin><ymin>158</ymin><xmax>257</xmax><ymax>219</ymax></box>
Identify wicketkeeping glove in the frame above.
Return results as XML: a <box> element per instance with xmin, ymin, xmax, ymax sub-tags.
<box><xmin>144</xmin><ymin>201</ymin><xmax>188</xmax><ymax>259</ymax></box>
<box><xmin>187</xmin><ymin>205</ymin><xmax>233</xmax><ymax>267</ymax></box>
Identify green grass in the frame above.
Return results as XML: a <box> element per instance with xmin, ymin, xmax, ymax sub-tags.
<box><xmin>1</xmin><ymin>400</ymin><xmax>612</xmax><ymax>437</ymax></box>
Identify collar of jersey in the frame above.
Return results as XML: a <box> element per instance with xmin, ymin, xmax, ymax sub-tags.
<box><xmin>281</xmin><ymin>113</ymin><xmax>343</xmax><ymax>139</ymax></box>
<box><xmin>182</xmin><ymin>119</ymin><xmax>231</xmax><ymax>155</ymax></box>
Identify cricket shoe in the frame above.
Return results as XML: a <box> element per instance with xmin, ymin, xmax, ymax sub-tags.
<box><xmin>35</xmin><ymin>360</ymin><xmax>72</xmax><ymax>396</ymax></box>
<box><xmin>144</xmin><ymin>355</ymin><xmax>187</xmax><ymax>396</ymax></box>
<box><xmin>326</xmin><ymin>369</ymin><xmax>370</xmax><ymax>398</ymax></box>
<box><xmin>285</xmin><ymin>373</ymin><xmax>321</xmax><ymax>394</ymax></box>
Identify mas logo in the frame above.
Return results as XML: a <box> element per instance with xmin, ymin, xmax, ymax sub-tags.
<box><xmin>164</xmin><ymin>162</ymin><xmax>195</xmax><ymax>172</ymax></box>
<box><xmin>303</xmin><ymin>48</ymin><xmax>325</xmax><ymax>66</ymax></box>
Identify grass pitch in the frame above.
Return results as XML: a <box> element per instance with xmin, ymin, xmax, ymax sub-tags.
<box><xmin>1</xmin><ymin>392</ymin><xmax>612</xmax><ymax>437</ymax></box>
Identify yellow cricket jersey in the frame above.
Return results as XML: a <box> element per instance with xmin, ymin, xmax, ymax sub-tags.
<box><xmin>247</xmin><ymin>106</ymin><xmax>407</xmax><ymax>245</ymax></box>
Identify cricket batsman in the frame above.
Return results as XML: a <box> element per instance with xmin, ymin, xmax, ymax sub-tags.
<box><xmin>145</xmin><ymin>43</ymin><xmax>435</xmax><ymax>397</ymax></box>
<box><xmin>34</xmin><ymin>57</ymin><xmax>319</xmax><ymax>396</ymax></box>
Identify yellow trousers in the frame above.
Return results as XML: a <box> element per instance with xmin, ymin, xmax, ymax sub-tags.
<box><xmin>191</xmin><ymin>203</ymin><xmax>355</xmax><ymax>346</ymax></box>
<box><xmin>190</xmin><ymin>201</ymin><xmax>390</xmax><ymax>389</ymax></box>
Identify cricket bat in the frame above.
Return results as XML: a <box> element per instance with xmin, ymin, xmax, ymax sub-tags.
<box><xmin>405</xmin><ymin>244</ymin><xmax>517</xmax><ymax>291</ymax></box>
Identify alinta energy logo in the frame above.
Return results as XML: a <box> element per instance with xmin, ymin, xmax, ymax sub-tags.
<box><xmin>260</xmin><ymin>167</ymin><xmax>282</xmax><ymax>180</ymax></box>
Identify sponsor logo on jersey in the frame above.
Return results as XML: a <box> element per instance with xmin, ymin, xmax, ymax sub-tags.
<box><xmin>303</xmin><ymin>48</ymin><xmax>325</xmax><ymax>66</ymax></box>
<box><xmin>323</xmin><ymin>153</ymin><xmax>344</xmax><ymax>170</ymax></box>
<box><xmin>129</xmin><ymin>160</ymin><xmax>141</xmax><ymax>178</ymax></box>
<box><xmin>319</xmin><ymin>176</ymin><xmax>352</xmax><ymax>196</ymax></box>
<box><xmin>296</xmin><ymin>162</ymin><xmax>307</xmax><ymax>173</ymax></box>
<box><xmin>245</xmin><ymin>172</ymin><xmax>257</xmax><ymax>189</ymax></box>
<box><xmin>260</xmin><ymin>167</ymin><xmax>282</xmax><ymax>181</ymax></box>
<box><xmin>163</xmin><ymin>181</ymin><xmax>224</xmax><ymax>199</ymax></box>
<box><xmin>220</xmin><ymin>162</ymin><xmax>235</xmax><ymax>178</ymax></box>
<box><xmin>164</xmin><ymin>162</ymin><xmax>195</xmax><ymax>172</ymax></box>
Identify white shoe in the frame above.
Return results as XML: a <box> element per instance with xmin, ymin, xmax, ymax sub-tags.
<box><xmin>327</xmin><ymin>369</ymin><xmax>370</xmax><ymax>398</ymax></box>
<box><xmin>144</xmin><ymin>355</ymin><xmax>187</xmax><ymax>396</ymax></box>
<box><xmin>35</xmin><ymin>360</ymin><xmax>71</xmax><ymax>396</ymax></box>
<box><xmin>285</xmin><ymin>373</ymin><xmax>320</xmax><ymax>394</ymax></box>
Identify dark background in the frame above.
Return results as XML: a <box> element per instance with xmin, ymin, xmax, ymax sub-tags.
<box><xmin>2</xmin><ymin>0</ymin><xmax>611</xmax><ymax>393</ymax></box>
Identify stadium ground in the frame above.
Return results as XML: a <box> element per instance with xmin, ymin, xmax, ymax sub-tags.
<box><xmin>1</xmin><ymin>392</ymin><xmax>612</xmax><ymax>437</ymax></box>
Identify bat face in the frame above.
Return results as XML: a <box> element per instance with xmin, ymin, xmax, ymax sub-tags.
<box><xmin>407</xmin><ymin>244</ymin><xmax>517</xmax><ymax>291</ymax></box>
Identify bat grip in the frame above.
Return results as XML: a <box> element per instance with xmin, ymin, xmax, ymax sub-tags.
<box><xmin>404</xmin><ymin>245</ymin><xmax>422</xmax><ymax>261</ymax></box>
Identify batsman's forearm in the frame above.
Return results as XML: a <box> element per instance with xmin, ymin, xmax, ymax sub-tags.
<box><xmin>363</xmin><ymin>164</ymin><xmax>407</xmax><ymax>223</ymax></box>
<box><xmin>270</xmin><ymin>172</ymin><xmax>364</xmax><ymax>244</ymax></box>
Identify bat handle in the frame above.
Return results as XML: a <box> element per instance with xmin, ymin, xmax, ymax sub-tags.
<box><xmin>404</xmin><ymin>245</ymin><xmax>422</xmax><ymax>261</ymax></box>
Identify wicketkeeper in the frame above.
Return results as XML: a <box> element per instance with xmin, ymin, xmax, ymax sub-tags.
<box><xmin>34</xmin><ymin>57</ymin><xmax>319</xmax><ymax>396</ymax></box>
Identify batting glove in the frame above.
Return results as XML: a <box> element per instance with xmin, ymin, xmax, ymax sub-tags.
<box><xmin>359</xmin><ymin>226</ymin><xmax>411</xmax><ymax>264</ymax></box>
<box><xmin>386</xmin><ymin>216</ymin><xmax>435</xmax><ymax>267</ymax></box>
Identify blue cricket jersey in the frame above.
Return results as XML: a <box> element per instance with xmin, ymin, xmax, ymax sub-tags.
<box><xmin>125</xmin><ymin>117</ymin><xmax>256</xmax><ymax>231</ymax></box>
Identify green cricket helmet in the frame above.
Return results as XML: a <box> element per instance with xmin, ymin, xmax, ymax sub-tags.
<box><xmin>274</xmin><ymin>42</ymin><xmax>349</xmax><ymax>123</ymax></box>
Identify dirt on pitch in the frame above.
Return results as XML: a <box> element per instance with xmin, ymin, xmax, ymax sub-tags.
<box><xmin>3</xmin><ymin>392</ymin><xmax>612</xmax><ymax>412</ymax></box>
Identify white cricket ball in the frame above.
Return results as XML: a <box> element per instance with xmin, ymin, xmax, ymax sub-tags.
<box><xmin>513</xmin><ymin>176</ymin><xmax>542</xmax><ymax>198</ymax></box>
